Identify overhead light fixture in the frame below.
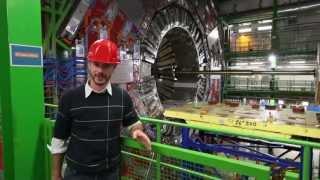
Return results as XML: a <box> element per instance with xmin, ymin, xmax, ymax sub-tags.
<box><xmin>279</xmin><ymin>3</ymin><xmax>320</xmax><ymax>13</ymax></box>
<box><xmin>268</xmin><ymin>54</ymin><xmax>277</xmax><ymax>68</ymax></box>
<box><xmin>238</xmin><ymin>28</ymin><xmax>252</xmax><ymax>33</ymax></box>
<box><xmin>258</xmin><ymin>19</ymin><xmax>272</xmax><ymax>24</ymax></box>
<box><xmin>236</xmin><ymin>62</ymin><xmax>248</xmax><ymax>66</ymax></box>
<box><xmin>208</xmin><ymin>27</ymin><xmax>219</xmax><ymax>40</ymax></box>
<box><xmin>278</xmin><ymin>99</ymin><xmax>284</xmax><ymax>105</ymax></box>
<box><xmin>250</xmin><ymin>62</ymin><xmax>264</xmax><ymax>65</ymax></box>
<box><xmin>302</xmin><ymin>101</ymin><xmax>309</xmax><ymax>106</ymax></box>
<box><xmin>289</xmin><ymin>60</ymin><xmax>306</xmax><ymax>64</ymax></box>
<box><xmin>257</xmin><ymin>25</ymin><xmax>272</xmax><ymax>31</ymax></box>
<box><xmin>239</xmin><ymin>22</ymin><xmax>251</xmax><ymax>26</ymax></box>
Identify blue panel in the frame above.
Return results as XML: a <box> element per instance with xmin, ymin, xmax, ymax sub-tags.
<box><xmin>10</xmin><ymin>44</ymin><xmax>42</xmax><ymax>67</ymax></box>
<box><xmin>307</xmin><ymin>105</ymin><xmax>320</xmax><ymax>112</ymax></box>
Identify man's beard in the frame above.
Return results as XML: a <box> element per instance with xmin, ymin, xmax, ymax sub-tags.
<box><xmin>90</xmin><ymin>72</ymin><xmax>109</xmax><ymax>86</ymax></box>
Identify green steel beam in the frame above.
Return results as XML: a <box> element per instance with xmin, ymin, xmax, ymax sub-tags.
<box><xmin>285</xmin><ymin>171</ymin><xmax>299</xmax><ymax>180</ymax></box>
<box><xmin>57</xmin><ymin>0</ymin><xmax>68</xmax><ymax>15</ymax></box>
<box><xmin>122</xmin><ymin>137</ymin><xmax>271</xmax><ymax>179</ymax></box>
<box><xmin>0</xmin><ymin>0</ymin><xmax>44</xmax><ymax>180</ymax></box>
<box><xmin>56</xmin><ymin>38</ymin><xmax>71</xmax><ymax>51</ymax></box>
<box><xmin>49</xmin><ymin>0</ymin><xmax>73</xmax><ymax>47</ymax></box>
<box><xmin>0</xmin><ymin>1</ymin><xmax>14</xmax><ymax>179</ymax></box>
<box><xmin>302</xmin><ymin>146</ymin><xmax>312</xmax><ymax>180</ymax></box>
<box><xmin>139</xmin><ymin>117</ymin><xmax>320</xmax><ymax>148</ymax></box>
<box><xmin>51</xmin><ymin>0</ymin><xmax>56</xmax><ymax>56</ymax></box>
<box><xmin>42</xmin><ymin>0</ymin><xmax>56</xmax><ymax>56</ymax></box>
<box><xmin>43</xmin><ymin>0</ymin><xmax>72</xmax><ymax>56</ymax></box>
<box><xmin>42</xmin><ymin>6</ymin><xmax>62</xmax><ymax>15</ymax></box>
<box><xmin>55</xmin><ymin>0</ymin><xmax>74</xmax><ymax>30</ymax></box>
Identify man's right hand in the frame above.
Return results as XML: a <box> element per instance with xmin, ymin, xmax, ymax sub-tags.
<box><xmin>52</xmin><ymin>153</ymin><xmax>64</xmax><ymax>180</ymax></box>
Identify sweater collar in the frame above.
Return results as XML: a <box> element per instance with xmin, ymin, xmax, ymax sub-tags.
<box><xmin>85</xmin><ymin>80</ymin><xmax>112</xmax><ymax>98</ymax></box>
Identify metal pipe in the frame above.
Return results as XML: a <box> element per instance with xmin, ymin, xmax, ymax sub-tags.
<box><xmin>173</xmin><ymin>70</ymin><xmax>315</xmax><ymax>76</ymax></box>
<box><xmin>225</xmin><ymin>2</ymin><xmax>320</xmax><ymax>24</ymax></box>
<box><xmin>279</xmin><ymin>2</ymin><xmax>320</xmax><ymax>13</ymax></box>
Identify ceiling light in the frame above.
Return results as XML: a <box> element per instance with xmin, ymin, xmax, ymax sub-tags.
<box><xmin>289</xmin><ymin>60</ymin><xmax>305</xmax><ymax>64</ymax></box>
<box><xmin>250</xmin><ymin>62</ymin><xmax>264</xmax><ymax>65</ymax></box>
<box><xmin>258</xmin><ymin>19</ymin><xmax>272</xmax><ymax>24</ymax></box>
<box><xmin>302</xmin><ymin>101</ymin><xmax>309</xmax><ymax>106</ymax></box>
<box><xmin>208</xmin><ymin>27</ymin><xmax>219</xmax><ymax>40</ymax></box>
<box><xmin>257</xmin><ymin>25</ymin><xmax>272</xmax><ymax>31</ymax></box>
<box><xmin>268</xmin><ymin>54</ymin><xmax>277</xmax><ymax>68</ymax></box>
<box><xmin>278</xmin><ymin>99</ymin><xmax>284</xmax><ymax>105</ymax></box>
<box><xmin>238</xmin><ymin>28</ymin><xmax>252</xmax><ymax>33</ymax></box>
<box><xmin>239</xmin><ymin>22</ymin><xmax>251</xmax><ymax>26</ymax></box>
<box><xmin>236</xmin><ymin>62</ymin><xmax>248</xmax><ymax>66</ymax></box>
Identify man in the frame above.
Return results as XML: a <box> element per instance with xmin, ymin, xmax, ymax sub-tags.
<box><xmin>50</xmin><ymin>39</ymin><xmax>151</xmax><ymax>180</ymax></box>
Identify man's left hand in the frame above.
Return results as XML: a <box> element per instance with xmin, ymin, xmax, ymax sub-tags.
<box><xmin>132</xmin><ymin>129</ymin><xmax>152</xmax><ymax>151</ymax></box>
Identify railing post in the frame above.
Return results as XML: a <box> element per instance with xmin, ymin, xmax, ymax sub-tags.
<box><xmin>156</xmin><ymin>123</ymin><xmax>161</xmax><ymax>180</ymax></box>
<box><xmin>302</xmin><ymin>146</ymin><xmax>312</xmax><ymax>180</ymax></box>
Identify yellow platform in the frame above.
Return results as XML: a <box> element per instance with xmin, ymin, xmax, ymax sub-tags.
<box><xmin>164</xmin><ymin>103</ymin><xmax>320</xmax><ymax>139</ymax></box>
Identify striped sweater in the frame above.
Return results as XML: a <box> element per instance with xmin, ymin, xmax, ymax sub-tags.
<box><xmin>53</xmin><ymin>84</ymin><xmax>138</xmax><ymax>173</ymax></box>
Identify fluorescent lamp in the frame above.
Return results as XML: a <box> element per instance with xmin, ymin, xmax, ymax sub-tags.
<box><xmin>250</xmin><ymin>62</ymin><xmax>264</xmax><ymax>65</ymax></box>
<box><xmin>257</xmin><ymin>26</ymin><xmax>272</xmax><ymax>31</ymax></box>
<box><xmin>268</xmin><ymin>54</ymin><xmax>277</xmax><ymax>68</ymax></box>
<box><xmin>302</xmin><ymin>101</ymin><xmax>309</xmax><ymax>106</ymax></box>
<box><xmin>238</xmin><ymin>28</ymin><xmax>252</xmax><ymax>33</ymax></box>
<box><xmin>258</xmin><ymin>19</ymin><xmax>272</xmax><ymax>24</ymax></box>
<box><xmin>236</xmin><ymin>62</ymin><xmax>248</xmax><ymax>66</ymax></box>
<box><xmin>277</xmin><ymin>65</ymin><xmax>307</xmax><ymax>69</ymax></box>
<box><xmin>289</xmin><ymin>60</ymin><xmax>305</xmax><ymax>64</ymax></box>
<box><xmin>239</xmin><ymin>22</ymin><xmax>251</xmax><ymax>26</ymax></box>
<box><xmin>278</xmin><ymin>100</ymin><xmax>284</xmax><ymax>105</ymax></box>
<box><xmin>208</xmin><ymin>27</ymin><xmax>219</xmax><ymax>40</ymax></box>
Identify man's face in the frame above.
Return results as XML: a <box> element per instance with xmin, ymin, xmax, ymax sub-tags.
<box><xmin>88</xmin><ymin>61</ymin><xmax>116</xmax><ymax>86</ymax></box>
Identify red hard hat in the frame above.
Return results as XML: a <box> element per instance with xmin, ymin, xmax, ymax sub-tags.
<box><xmin>87</xmin><ymin>39</ymin><xmax>120</xmax><ymax>64</ymax></box>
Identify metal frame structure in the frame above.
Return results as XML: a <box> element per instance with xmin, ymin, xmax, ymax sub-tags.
<box><xmin>41</xmin><ymin>0</ymin><xmax>74</xmax><ymax>56</ymax></box>
<box><xmin>221</xmin><ymin>0</ymin><xmax>320</xmax><ymax>100</ymax></box>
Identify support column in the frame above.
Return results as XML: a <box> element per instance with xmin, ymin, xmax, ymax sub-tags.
<box><xmin>270</xmin><ymin>0</ymin><xmax>279</xmax><ymax>92</ymax></box>
<box><xmin>0</xmin><ymin>0</ymin><xmax>44</xmax><ymax>180</ymax></box>
<box><xmin>271</xmin><ymin>0</ymin><xmax>279</xmax><ymax>51</ymax></box>
<box><xmin>316</xmin><ymin>43</ymin><xmax>320</xmax><ymax>104</ymax></box>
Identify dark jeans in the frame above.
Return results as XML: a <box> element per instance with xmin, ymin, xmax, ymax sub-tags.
<box><xmin>63</xmin><ymin>166</ymin><xmax>120</xmax><ymax>180</ymax></box>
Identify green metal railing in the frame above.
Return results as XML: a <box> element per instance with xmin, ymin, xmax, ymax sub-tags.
<box><xmin>42</xmin><ymin>112</ymin><xmax>320</xmax><ymax>179</ymax></box>
<box><xmin>42</xmin><ymin>119</ymin><xmax>271</xmax><ymax>179</ymax></box>
<box><xmin>139</xmin><ymin>117</ymin><xmax>319</xmax><ymax>180</ymax></box>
